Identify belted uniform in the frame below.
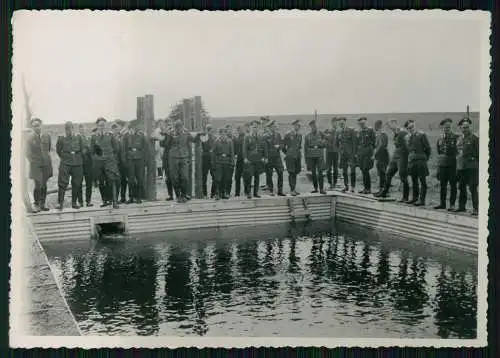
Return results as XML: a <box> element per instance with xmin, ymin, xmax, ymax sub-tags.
<box><xmin>159</xmin><ymin>134</ymin><xmax>174</xmax><ymax>200</ymax></box>
<box><xmin>337</xmin><ymin>127</ymin><xmax>357</xmax><ymax>190</ymax></box>
<box><xmin>436</xmin><ymin>132</ymin><xmax>459</xmax><ymax>208</ymax></box>
<box><xmin>122</xmin><ymin>131</ymin><xmax>147</xmax><ymax>202</ymax></box>
<box><xmin>356</xmin><ymin>127</ymin><xmax>376</xmax><ymax>192</ymax></box>
<box><xmin>91</xmin><ymin>132</ymin><xmax>120</xmax><ymax>204</ymax></box>
<box><xmin>325</xmin><ymin>128</ymin><xmax>339</xmax><ymax>187</ymax></box>
<box><xmin>77</xmin><ymin>134</ymin><xmax>94</xmax><ymax>206</ymax></box>
<box><xmin>115</xmin><ymin>132</ymin><xmax>128</xmax><ymax>202</ymax></box>
<box><xmin>456</xmin><ymin>132</ymin><xmax>479</xmax><ymax>211</ymax></box>
<box><xmin>243</xmin><ymin>133</ymin><xmax>267</xmax><ymax>197</ymax></box>
<box><xmin>407</xmin><ymin>131</ymin><xmax>431</xmax><ymax>204</ymax></box>
<box><xmin>214</xmin><ymin>136</ymin><xmax>234</xmax><ymax>198</ymax></box>
<box><xmin>233</xmin><ymin>133</ymin><xmax>246</xmax><ymax>196</ymax></box>
<box><xmin>374</xmin><ymin>131</ymin><xmax>389</xmax><ymax>192</ymax></box>
<box><xmin>282</xmin><ymin>130</ymin><xmax>302</xmax><ymax>193</ymax></box>
<box><xmin>201</xmin><ymin>135</ymin><xmax>216</xmax><ymax>198</ymax></box>
<box><xmin>265</xmin><ymin>131</ymin><xmax>284</xmax><ymax>194</ymax></box>
<box><xmin>26</xmin><ymin>132</ymin><xmax>53</xmax><ymax>209</ymax></box>
<box><xmin>56</xmin><ymin>134</ymin><xmax>85</xmax><ymax>206</ymax></box>
<box><xmin>165</xmin><ymin>132</ymin><xmax>196</xmax><ymax>200</ymax></box>
<box><xmin>305</xmin><ymin>131</ymin><xmax>326</xmax><ymax>192</ymax></box>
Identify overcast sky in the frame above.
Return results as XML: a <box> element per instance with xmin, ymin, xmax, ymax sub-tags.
<box><xmin>12</xmin><ymin>10</ymin><xmax>489</xmax><ymax>124</ymax></box>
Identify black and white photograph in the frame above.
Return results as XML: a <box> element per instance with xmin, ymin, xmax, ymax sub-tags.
<box><xmin>9</xmin><ymin>10</ymin><xmax>490</xmax><ymax>348</ymax></box>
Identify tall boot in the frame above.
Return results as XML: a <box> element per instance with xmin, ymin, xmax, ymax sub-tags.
<box><xmin>253</xmin><ymin>175</ymin><xmax>261</xmax><ymax>198</ymax></box>
<box><xmin>434</xmin><ymin>180</ymin><xmax>447</xmax><ymax>209</ymax></box>
<box><xmin>33</xmin><ymin>188</ymin><xmax>40</xmax><ymax>208</ymax></box>
<box><xmin>350</xmin><ymin>169</ymin><xmax>356</xmax><ymax>191</ymax></box>
<box><xmin>416</xmin><ymin>179</ymin><xmax>427</xmax><ymax>206</ymax></box>
<box><xmin>402</xmin><ymin>178</ymin><xmax>409</xmax><ymax>202</ymax></box>
<box><xmin>56</xmin><ymin>188</ymin><xmax>65</xmax><ymax>210</ymax></box>
<box><xmin>86</xmin><ymin>180</ymin><xmax>93</xmax><ymax>206</ymax></box>
<box><xmin>318</xmin><ymin>171</ymin><xmax>326</xmax><ymax>194</ymax></box>
<box><xmin>311</xmin><ymin>169</ymin><xmax>318</xmax><ymax>192</ymax></box>
<box><xmin>342</xmin><ymin>169</ymin><xmax>349</xmax><ymax>191</ymax></box>
<box><xmin>71</xmin><ymin>186</ymin><xmax>80</xmax><ymax>209</ymax></box>
<box><xmin>471</xmin><ymin>184</ymin><xmax>478</xmax><ymax>216</ymax></box>
<box><xmin>277</xmin><ymin>171</ymin><xmax>285</xmax><ymax>195</ymax></box>
<box><xmin>365</xmin><ymin>171</ymin><xmax>371</xmax><ymax>192</ymax></box>
<box><xmin>408</xmin><ymin>176</ymin><xmax>419</xmax><ymax>204</ymax></box>
<box><xmin>111</xmin><ymin>181</ymin><xmax>119</xmax><ymax>209</ymax></box>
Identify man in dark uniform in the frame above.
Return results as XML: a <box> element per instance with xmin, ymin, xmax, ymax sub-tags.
<box><xmin>160</xmin><ymin>123</ymin><xmax>175</xmax><ymax>201</ymax></box>
<box><xmin>373</xmin><ymin>119</ymin><xmax>389</xmax><ymax>195</ymax></box>
<box><xmin>243</xmin><ymin>120</ymin><xmax>268</xmax><ymax>199</ymax></box>
<box><xmin>283</xmin><ymin>119</ymin><xmax>302</xmax><ymax>196</ymax></box>
<box><xmin>25</xmin><ymin>118</ymin><xmax>53</xmax><ymax>212</ymax></box>
<box><xmin>214</xmin><ymin>127</ymin><xmax>235</xmax><ymax>200</ymax></box>
<box><xmin>91</xmin><ymin>117</ymin><xmax>120</xmax><ymax>209</ymax></box>
<box><xmin>324</xmin><ymin>117</ymin><xmax>339</xmax><ymax>190</ymax></box>
<box><xmin>112</xmin><ymin>120</ymin><xmax>128</xmax><ymax>203</ymax></box>
<box><xmin>233</xmin><ymin>125</ymin><xmax>246</xmax><ymax>197</ymax></box>
<box><xmin>264</xmin><ymin>120</ymin><xmax>285</xmax><ymax>196</ymax></box>
<box><xmin>55</xmin><ymin>121</ymin><xmax>85</xmax><ymax>210</ymax></box>
<box><xmin>224</xmin><ymin>124</ymin><xmax>235</xmax><ymax>195</ymax></box>
<box><xmin>454</xmin><ymin>117</ymin><xmax>479</xmax><ymax>216</ymax></box>
<box><xmin>305</xmin><ymin>119</ymin><xmax>327</xmax><ymax>194</ymax></box>
<box><xmin>164</xmin><ymin>120</ymin><xmax>200</xmax><ymax>203</ymax></box>
<box><xmin>356</xmin><ymin>117</ymin><xmax>376</xmax><ymax>194</ymax></box>
<box><xmin>201</xmin><ymin>124</ymin><xmax>216</xmax><ymax>199</ymax></box>
<box><xmin>77</xmin><ymin>123</ymin><xmax>94</xmax><ymax>207</ymax></box>
<box><xmin>434</xmin><ymin>118</ymin><xmax>459</xmax><ymax>210</ymax></box>
<box><xmin>405</xmin><ymin>119</ymin><xmax>431</xmax><ymax>206</ymax></box>
<box><xmin>122</xmin><ymin>120</ymin><xmax>148</xmax><ymax>204</ymax></box>
<box><xmin>374</xmin><ymin>119</ymin><xmax>410</xmax><ymax>202</ymax></box>
<box><xmin>336</xmin><ymin>117</ymin><xmax>357</xmax><ymax>193</ymax></box>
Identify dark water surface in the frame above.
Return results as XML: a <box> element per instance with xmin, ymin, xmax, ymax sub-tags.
<box><xmin>43</xmin><ymin>222</ymin><xmax>477</xmax><ymax>338</ymax></box>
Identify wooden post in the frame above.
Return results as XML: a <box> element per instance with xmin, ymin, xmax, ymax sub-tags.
<box><xmin>467</xmin><ymin>104</ymin><xmax>470</xmax><ymax>118</ymax></box>
<box><xmin>143</xmin><ymin>94</ymin><xmax>156</xmax><ymax>201</ymax></box>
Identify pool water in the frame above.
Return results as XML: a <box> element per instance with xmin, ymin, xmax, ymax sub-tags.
<box><xmin>43</xmin><ymin>222</ymin><xmax>477</xmax><ymax>338</ymax></box>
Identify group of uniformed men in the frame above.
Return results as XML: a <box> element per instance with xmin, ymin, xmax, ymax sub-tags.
<box><xmin>25</xmin><ymin>114</ymin><xmax>479</xmax><ymax>216</ymax></box>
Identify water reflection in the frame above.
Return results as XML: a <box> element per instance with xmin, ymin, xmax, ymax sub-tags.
<box><xmin>45</xmin><ymin>222</ymin><xmax>478</xmax><ymax>338</ymax></box>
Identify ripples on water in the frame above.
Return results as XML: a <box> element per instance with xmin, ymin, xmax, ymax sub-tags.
<box><xmin>44</xmin><ymin>222</ymin><xmax>477</xmax><ymax>338</ymax></box>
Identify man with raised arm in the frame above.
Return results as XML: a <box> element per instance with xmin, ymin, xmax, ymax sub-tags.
<box><xmin>374</xmin><ymin>118</ymin><xmax>409</xmax><ymax>202</ymax></box>
<box><xmin>405</xmin><ymin>119</ymin><xmax>432</xmax><ymax>206</ymax></box>
<box><xmin>25</xmin><ymin>118</ymin><xmax>53</xmax><ymax>212</ymax></box>
<box><xmin>55</xmin><ymin>121</ymin><xmax>85</xmax><ymax>210</ymax></box>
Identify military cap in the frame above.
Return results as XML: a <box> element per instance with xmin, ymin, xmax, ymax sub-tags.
<box><xmin>458</xmin><ymin>117</ymin><xmax>472</xmax><ymax>126</ymax></box>
<box><xmin>337</xmin><ymin>117</ymin><xmax>347</xmax><ymax>122</ymax></box>
<box><xmin>403</xmin><ymin>119</ymin><xmax>414</xmax><ymax>128</ymax></box>
<box><xmin>440</xmin><ymin>118</ymin><xmax>453</xmax><ymax>126</ymax></box>
<box><xmin>267</xmin><ymin>119</ymin><xmax>276</xmax><ymax>127</ymax></box>
<box><xmin>91</xmin><ymin>127</ymin><xmax>98</xmax><ymax>133</ymax></box>
<box><xmin>78</xmin><ymin>123</ymin><xmax>85</xmax><ymax>128</ymax></box>
<box><xmin>110</xmin><ymin>123</ymin><xmax>119</xmax><ymax>129</ymax></box>
<box><xmin>292</xmin><ymin>119</ymin><xmax>300</xmax><ymax>125</ymax></box>
<box><xmin>374</xmin><ymin>119</ymin><xmax>383</xmax><ymax>127</ymax></box>
<box><xmin>174</xmin><ymin>120</ymin><xmax>183</xmax><ymax>127</ymax></box>
<box><xmin>30</xmin><ymin>117</ymin><xmax>42</xmax><ymax>125</ymax></box>
<box><xmin>115</xmin><ymin>119</ymin><xmax>125</xmax><ymax>127</ymax></box>
<box><xmin>96</xmin><ymin>117</ymin><xmax>107</xmax><ymax>124</ymax></box>
<box><xmin>260</xmin><ymin>116</ymin><xmax>270</xmax><ymax>122</ymax></box>
<box><xmin>251</xmin><ymin>120</ymin><xmax>260</xmax><ymax>125</ymax></box>
<box><xmin>332</xmin><ymin>116</ymin><xmax>338</xmax><ymax>121</ymax></box>
<box><xmin>64</xmin><ymin>121</ymin><xmax>74</xmax><ymax>129</ymax></box>
<box><xmin>358</xmin><ymin>117</ymin><xmax>367</xmax><ymax>122</ymax></box>
<box><xmin>225</xmin><ymin>124</ymin><xmax>232</xmax><ymax>129</ymax></box>
<box><xmin>309</xmin><ymin>119</ymin><xmax>316</xmax><ymax>126</ymax></box>
<box><xmin>205</xmin><ymin>124</ymin><xmax>213</xmax><ymax>130</ymax></box>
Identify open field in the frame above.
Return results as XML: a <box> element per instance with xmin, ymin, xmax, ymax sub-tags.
<box><xmin>30</xmin><ymin>112</ymin><xmax>479</xmax><ymax>211</ymax></box>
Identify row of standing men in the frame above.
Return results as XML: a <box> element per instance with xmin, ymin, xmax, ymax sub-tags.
<box><xmin>25</xmin><ymin>115</ymin><xmax>479</xmax><ymax>216</ymax></box>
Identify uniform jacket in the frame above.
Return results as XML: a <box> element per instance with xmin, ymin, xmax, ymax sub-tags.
<box><xmin>233</xmin><ymin>134</ymin><xmax>245</xmax><ymax>162</ymax></box>
<box><xmin>374</xmin><ymin>131</ymin><xmax>389</xmax><ymax>162</ymax></box>
<box><xmin>265</xmin><ymin>132</ymin><xmax>284</xmax><ymax>158</ymax></box>
<box><xmin>56</xmin><ymin>134</ymin><xmax>85</xmax><ymax>166</ymax></box>
<box><xmin>26</xmin><ymin>132</ymin><xmax>52</xmax><ymax>168</ymax></box>
<box><xmin>202</xmin><ymin>135</ymin><xmax>216</xmax><ymax>158</ymax></box>
<box><xmin>336</xmin><ymin>127</ymin><xmax>357</xmax><ymax>155</ymax></box>
<box><xmin>214</xmin><ymin>137</ymin><xmax>234</xmax><ymax>165</ymax></box>
<box><xmin>91</xmin><ymin>132</ymin><xmax>119</xmax><ymax>159</ymax></box>
<box><xmin>457</xmin><ymin>133</ymin><xmax>479</xmax><ymax>170</ymax></box>
<box><xmin>164</xmin><ymin>132</ymin><xmax>196</xmax><ymax>159</ymax></box>
<box><xmin>392</xmin><ymin>129</ymin><xmax>409</xmax><ymax>159</ymax></box>
<box><xmin>436</xmin><ymin>132</ymin><xmax>459</xmax><ymax>167</ymax></box>
<box><xmin>283</xmin><ymin>131</ymin><xmax>302</xmax><ymax>159</ymax></box>
<box><xmin>305</xmin><ymin>131</ymin><xmax>326</xmax><ymax>158</ymax></box>
<box><xmin>243</xmin><ymin>133</ymin><xmax>267</xmax><ymax>163</ymax></box>
<box><xmin>79</xmin><ymin>134</ymin><xmax>93</xmax><ymax>162</ymax></box>
<box><xmin>324</xmin><ymin>129</ymin><xmax>339</xmax><ymax>153</ymax></box>
<box><xmin>406</xmin><ymin>131</ymin><xmax>431</xmax><ymax>163</ymax></box>
<box><xmin>122</xmin><ymin>131</ymin><xmax>148</xmax><ymax>161</ymax></box>
<box><xmin>356</xmin><ymin>127</ymin><xmax>376</xmax><ymax>157</ymax></box>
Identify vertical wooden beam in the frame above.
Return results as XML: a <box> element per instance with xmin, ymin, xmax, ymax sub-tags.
<box><xmin>143</xmin><ymin>94</ymin><xmax>156</xmax><ymax>201</ymax></box>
